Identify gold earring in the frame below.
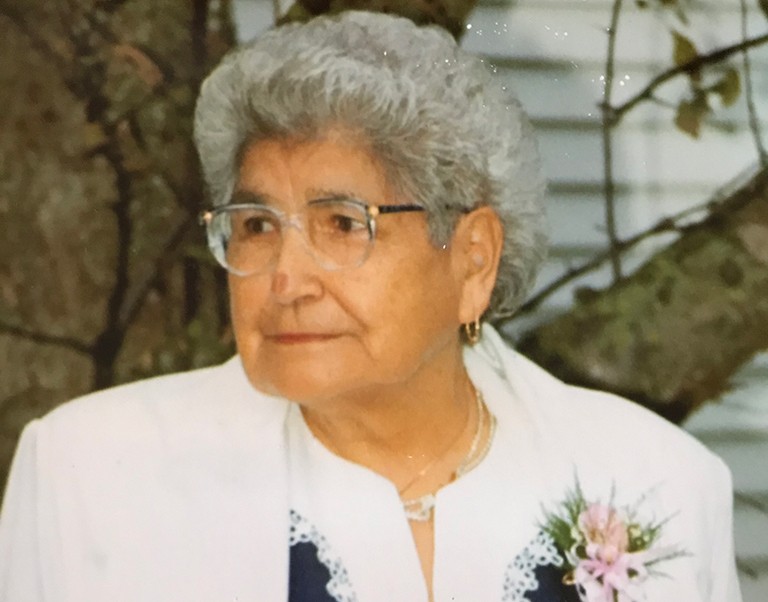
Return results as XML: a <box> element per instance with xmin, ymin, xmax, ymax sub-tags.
<box><xmin>464</xmin><ymin>318</ymin><xmax>481</xmax><ymax>345</ymax></box>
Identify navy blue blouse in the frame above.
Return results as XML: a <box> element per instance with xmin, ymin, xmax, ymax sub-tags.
<box><xmin>288</xmin><ymin>515</ymin><xmax>580</xmax><ymax>602</ymax></box>
<box><xmin>289</xmin><ymin>539</ymin><xmax>339</xmax><ymax>602</ymax></box>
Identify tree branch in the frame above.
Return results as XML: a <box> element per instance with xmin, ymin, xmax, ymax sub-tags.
<box><xmin>191</xmin><ymin>0</ymin><xmax>209</xmax><ymax>77</ymax></box>
<box><xmin>89</xmin><ymin>127</ymin><xmax>135</xmax><ymax>389</ymax></box>
<box><xmin>739</xmin><ymin>0</ymin><xmax>767</xmax><ymax>165</ymax></box>
<box><xmin>65</xmin><ymin>23</ymin><xmax>136</xmax><ymax>387</ymax></box>
<box><xmin>0</xmin><ymin>320</ymin><xmax>92</xmax><ymax>354</ymax></box>
<box><xmin>601</xmin><ymin>0</ymin><xmax>624</xmax><ymax>281</ymax></box>
<box><xmin>517</xmin><ymin>167</ymin><xmax>768</xmax><ymax>422</ymax></box>
<box><xmin>513</xmin><ymin>195</ymin><xmax>722</xmax><ymax>316</ymax></box>
<box><xmin>116</xmin><ymin>213</ymin><xmax>195</xmax><ymax>331</ymax></box>
<box><xmin>735</xmin><ymin>491</ymin><xmax>768</xmax><ymax>514</ymax></box>
<box><xmin>610</xmin><ymin>31</ymin><xmax>768</xmax><ymax>125</ymax></box>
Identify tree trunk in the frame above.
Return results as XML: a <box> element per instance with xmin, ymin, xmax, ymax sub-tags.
<box><xmin>281</xmin><ymin>0</ymin><xmax>477</xmax><ymax>38</ymax></box>
<box><xmin>0</xmin><ymin>0</ymin><xmax>236</xmax><ymax>488</ymax></box>
<box><xmin>516</xmin><ymin>167</ymin><xmax>768</xmax><ymax>423</ymax></box>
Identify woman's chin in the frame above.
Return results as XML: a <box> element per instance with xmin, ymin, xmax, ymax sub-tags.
<box><xmin>244</xmin><ymin>362</ymin><xmax>357</xmax><ymax>406</ymax></box>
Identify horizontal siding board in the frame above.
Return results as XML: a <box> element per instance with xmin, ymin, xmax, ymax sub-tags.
<box><xmin>502</xmin><ymin>65</ymin><xmax>768</xmax><ymax>124</ymax></box>
<box><xmin>546</xmin><ymin>194</ymin><xmax>609</xmax><ymax>247</ymax></box>
<box><xmin>741</xmin><ymin>573</ymin><xmax>768</xmax><ymax>599</ymax></box>
<box><xmin>536</xmin><ymin>127</ymin><xmax>762</xmax><ymax>186</ymax></box>
<box><xmin>544</xmin><ymin>192</ymin><xmax>700</xmax><ymax>246</ymax></box>
<box><xmin>463</xmin><ymin>8</ymin><xmax>668</xmax><ymax>63</ymax></box>
<box><xmin>686</xmin><ymin>439</ymin><xmax>768</xmax><ymax>495</ymax></box>
<box><xmin>734</xmin><ymin>504</ymin><xmax>768</xmax><ymax>559</ymax></box>
<box><xmin>464</xmin><ymin>4</ymin><xmax>768</xmax><ymax>64</ymax></box>
<box><xmin>684</xmin><ymin>355</ymin><xmax>768</xmax><ymax>433</ymax></box>
<box><xmin>544</xmin><ymin>196</ymin><xmax>709</xmax><ymax>256</ymax></box>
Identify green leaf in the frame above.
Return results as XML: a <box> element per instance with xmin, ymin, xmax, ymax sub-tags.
<box><xmin>711</xmin><ymin>68</ymin><xmax>741</xmax><ymax>107</ymax></box>
<box><xmin>674</xmin><ymin>93</ymin><xmax>710</xmax><ymax>138</ymax></box>
<box><xmin>672</xmin><ymin>31</ymin><xmax>698</xmax><ymax>67</ymax></box>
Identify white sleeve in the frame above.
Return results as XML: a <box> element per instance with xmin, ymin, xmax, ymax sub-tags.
<box><xmin>0</xmin><ymin>421</ymin><xmax>47</xmax><ymax>602</ymax></box>
<box><xmin>708</xmin><ymin>456</ymin><xmax>742</xmax><ymax>602</ymax></box>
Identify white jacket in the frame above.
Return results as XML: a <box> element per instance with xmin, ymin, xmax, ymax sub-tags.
<box><xmin>0</xmin><ymin>327</ymin><xmax>741</xmax><ymax>601</ymax></box>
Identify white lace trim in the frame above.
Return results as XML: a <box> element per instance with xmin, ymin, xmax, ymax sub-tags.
<box><xmin>289</xmin><ymin>510</ymin><xmax>358</xmax><ymax>602</ymax></box>
<box><xmin>502</xmin><ymin>531</ymin><xmax>564</xmax><ymax>602</ymax></box>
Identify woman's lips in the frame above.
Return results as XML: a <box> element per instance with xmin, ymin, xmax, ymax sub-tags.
<box><xmin>266</xmin><ymin>333</ymin><xmax>340</xmax><ymax>344</ymax></box>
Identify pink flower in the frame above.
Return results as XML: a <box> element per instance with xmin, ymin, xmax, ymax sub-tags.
<box><xmin>571</xmin><ymin>504</ymin><xmax>649</xmax><ymax>601</ymax></box>
<box><xmin>578</xmin><ymin>504</ymin><xmax>629</xmax><ymax>563</ymax></box>
<box><xmin>574</xmin><ymin>549</ymin><xmax>649</xmax><ymax>602</ymax></box>
<box><xmin>545</xmin><ymin>483</ymin><xmax>683</xmax><ymax>602</ymax></box>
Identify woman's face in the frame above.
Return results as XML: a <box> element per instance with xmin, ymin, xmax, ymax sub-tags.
<box><xmin>228</xmin><ymin>134</ymin><xmax>466</xmax><ymax>405</ymax></box>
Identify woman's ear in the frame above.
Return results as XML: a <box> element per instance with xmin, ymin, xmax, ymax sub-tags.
<box><xmin>451</xmin><ymin>206</ymin><xmax>504</xmax><ymax>324</ymax></box>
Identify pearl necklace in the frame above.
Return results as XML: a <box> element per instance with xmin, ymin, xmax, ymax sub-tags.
<box><xmin>401</xmin><ymin>390</ymin><xmax>496</xmax><ymax>522</ymax></box>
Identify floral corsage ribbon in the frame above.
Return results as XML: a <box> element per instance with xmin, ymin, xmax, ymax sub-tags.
<box><xmin>541</xmin><ymin>481</ymin><xmax>686</xmax><ymax>602</ymax></box>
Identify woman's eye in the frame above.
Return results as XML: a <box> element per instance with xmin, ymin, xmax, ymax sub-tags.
<box><xmin>242</xmin><ymin>216</ymin><xmax>276</xmax><ymax>235</ymax></box>
<box><xmin>331</xmin><ymin>214</ymin><xmax>366</xmax><ymax>233</ymax></box>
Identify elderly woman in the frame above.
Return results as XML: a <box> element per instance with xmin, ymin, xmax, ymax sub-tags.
<box><xmin>0</xmin><ymin>11</ymin><xmax>740</xmax><ymax>602</ymax></box>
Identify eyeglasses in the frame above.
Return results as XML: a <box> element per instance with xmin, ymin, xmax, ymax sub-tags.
<box><xmin>199</xmin><ymin>197</ymin><xmax>425</xmax><ymax>276</ymax></box>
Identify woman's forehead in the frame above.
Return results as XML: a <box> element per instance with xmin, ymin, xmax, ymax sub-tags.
<box><xmin>234</xmin><ymin>136</ymin><xmax>398</xmax><ymax>205</ymax></box>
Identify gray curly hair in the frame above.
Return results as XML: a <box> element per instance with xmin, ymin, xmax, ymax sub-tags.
<box><xmin>194</xmin><ymin>10</ymin><xmax>547</xmax><ymax>320</ymax></box>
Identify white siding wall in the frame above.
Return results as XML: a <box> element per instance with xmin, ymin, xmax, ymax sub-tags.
<box><xmin>235</xmin><ymin>1</ymin><xmax>768</xmax><ymax>597</ymax></box>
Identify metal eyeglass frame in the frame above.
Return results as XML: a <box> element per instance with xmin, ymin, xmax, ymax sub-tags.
<box><xmin>198</xmin><ymin>197</ymin><xmax>426</xmax><ymax>275</ymax></box>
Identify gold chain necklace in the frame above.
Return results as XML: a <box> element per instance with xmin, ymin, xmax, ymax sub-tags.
<box><xmin>309</xmin><ymin>386</ymin><xmax>493</xmax><ymax>523</ymax></box>
<box><xmin>401</xmin><ymin>390</ymin><xmax>496</xmax><ymax>522</ymax></box>
<box><xmin>396</xmin><ymin>388</ymin><xmax>477</xmax><ymax>498</ymax></box>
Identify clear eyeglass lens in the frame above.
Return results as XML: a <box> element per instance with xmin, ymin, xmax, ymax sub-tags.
<box><xmin>206</xmin><ymin>200</ymin><xmax>373</xmax><ymax>275</ymax></box>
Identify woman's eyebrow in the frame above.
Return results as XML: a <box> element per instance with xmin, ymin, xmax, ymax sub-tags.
<box><xmin>307</xmin><ymin>188</ymin><xmax>364</xmax><ymax>202</ymax></box>
<box><xmin>229</xmin><ymin>188</ymin><xmax>370</xmax><ymax>207</ymax></box>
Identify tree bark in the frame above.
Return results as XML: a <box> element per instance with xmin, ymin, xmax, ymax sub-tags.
<box><xmin>281</xmin><ymin>0</ymin><xmax>476</xmax><ymax>38</ymax></box>
<box><xmin>516</xmin><ymin>167</ymin><xmax>768</xmax><ymax>423</ymax></box>
<box><xmin>0</xmin><ymin>0</ymin><xmax>236</xmax><ymax>488</ymax></box>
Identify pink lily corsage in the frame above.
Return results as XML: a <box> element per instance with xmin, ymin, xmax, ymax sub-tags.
<box><xmin>542</xmin><ymin>481</ymin><xmax>685</xmax><ymax>602</ymax></box>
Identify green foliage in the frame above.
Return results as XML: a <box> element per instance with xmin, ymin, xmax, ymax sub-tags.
<box><xmin>674</xmin><ymin>66</ymin><xmax>742</xmax><ymax>139</ymax></box>
<box><xmin>634</xmin><ymin>2</ymin><xmax>750</xmax><ymax>139</ymax></box>
<box><xmin>541</xmin><ymin>479</ymin><xmax>587</xmax><ymax>556</ymax></box>
<box><xmin>623</xmin><ymin>504</ymin><xmax>665</xmax><ymax>553</ymax></box>
<box><xmin>672</xmin><ymin>30</ymin><xmax>699</xmax><ymax>69</ymax></box>
<box><xmin>675</xmin><ymin>92</ymin><xmax>709</xmax><ymax>138</ymax></box>
<box><xmin>542</xmin><ymin>479</ymin><xmax>686</xmax><ymax>575</ymax></box>
<box><xmin>712</xmin><ymin>67</ymin><xmax>741</xmax><ymax>107</ymax></box>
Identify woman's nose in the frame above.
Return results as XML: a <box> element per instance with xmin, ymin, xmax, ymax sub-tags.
<box><xmin>269</xmin><ymin>226</ymin><xmax>323</xmax><ymax>304</ymax></box>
